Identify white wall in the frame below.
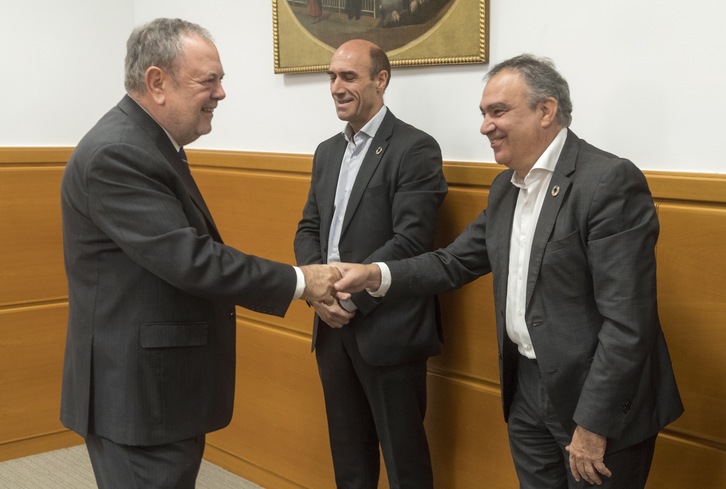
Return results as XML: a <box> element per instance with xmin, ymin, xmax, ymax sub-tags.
<box><xmin>2</xmin><ymin>1</ymin><xmax>724</xmax><ymax>173</ymax></box>
<box><xmin>0</xmin><ymin>0</ymin><xmax>133</xmax><ymax>146</ymax></box>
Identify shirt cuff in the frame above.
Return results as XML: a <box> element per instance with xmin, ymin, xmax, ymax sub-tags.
<box><xmin>292</xmin><ymin>266</ymin><xmax>305</xmax><ymax>300</ymax></box>
<box><xmin>368</xmin><ymin>262</ymin><xmax>390</xmax><ymax>297</ymax></box>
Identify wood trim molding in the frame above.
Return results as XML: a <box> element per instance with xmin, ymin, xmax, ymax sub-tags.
<box><xmin>2</xmin><ymin>147</ymin><xmax>723</xmax><ymax>204</ymax></box>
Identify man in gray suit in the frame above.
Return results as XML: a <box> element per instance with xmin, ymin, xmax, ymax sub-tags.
<box><xmin>60</xmin><ymin>18</ymin><xmax>339</xmax><ymax>489</ymax></box>
<box><xmin>334</xmin><ymin>54</ymin><xmax>684</xmax><ymax>488</ymax></box>
<box><xmin>294</xmin><ymin>40</ymin><xmax>447</xmax><ymax>488</ymax></box>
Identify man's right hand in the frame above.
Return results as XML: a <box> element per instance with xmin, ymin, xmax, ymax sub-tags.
<box><xmin>333</xmin><ymin>263</ymin><xmax>382</xmax><ymax>300</ymax></box>
<box><xmin>299</xmin><ymin>265</ymin><xmax>342</xmax><ymax>303</ymax></box>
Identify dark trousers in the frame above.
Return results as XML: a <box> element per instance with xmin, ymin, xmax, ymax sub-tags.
<box><xmin>508</xmin><ymin>355</ymin><xmax>657</xmax><ymax>489</ymax></box>
<box><xmin>85</xmin><ymin>433</ymin><xmax>205</xmax><ymax>489</ymax></box>
<box><xmin>315</xmin><ymin>324</ymin><xmax>433</xmax><ymax>489</ymax></box>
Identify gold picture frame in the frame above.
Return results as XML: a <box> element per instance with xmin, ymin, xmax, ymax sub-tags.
<box><xmin>272</xmin><ymin>0</ymin><xmax>488</xmax><ymax>74</ymax></box>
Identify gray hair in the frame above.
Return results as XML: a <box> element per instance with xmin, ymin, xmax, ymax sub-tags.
<box><xmin>124</xmin><ymin>18</ymin><xmax>213</xmax><ymax>94</ymax></box>
<box><xmin>485</xmin><ymin>54</ymin><xmax>573</xmax><ymax>127</ymax></box>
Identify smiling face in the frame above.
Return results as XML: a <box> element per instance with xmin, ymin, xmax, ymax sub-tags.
<box><xmin>328</xmin><ymin>40</ymin><xmax>387</xmax><ymax>133</ymax></box>
<box><xmin>479</xmin><ymin>69</ymin><xmax>560</xmax><ymax>177</ymax></box>
<box><xmin>155</xmin><ymin>34</ymin><xmax>226</xmax><ymax>146</ymax></box>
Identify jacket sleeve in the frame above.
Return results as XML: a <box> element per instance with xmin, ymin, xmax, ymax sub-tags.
<box><xmin>294</xmin><ymin>148</ymin><xmax>326</xmax><ymax>267</ymax></box>
<box><xmin>573</xmin><ymin>159</ymin><xmax>661</xmax><ymax>439</ymax></box>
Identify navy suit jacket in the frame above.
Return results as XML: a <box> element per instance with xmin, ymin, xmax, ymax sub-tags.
<box><xmin>384</xmin><ymin>130</ymin><xmax>683</xmax><ymax>450</ymax></box>
<box><xmin>60</xmin><ymin>95</ymin><xmax>297</xmax><ymax>445</ymax></box>
<box><xmin>294</xmin><ymin>110</ymin><xmax>447</xmax><ymax>366</ymax></box>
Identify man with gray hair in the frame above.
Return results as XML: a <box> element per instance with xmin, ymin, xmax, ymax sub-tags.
<box><xmin>60</xmin><ymin>18</ymin><xmax>339</xmax><ymax>488</ymax></box>
<box><xmin>334</xmin><ymin>54</ymin><xmax>684</xmax><ymax>488</ymax></box>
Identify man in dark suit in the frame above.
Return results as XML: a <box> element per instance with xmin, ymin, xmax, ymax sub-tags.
<box><xmin>294</xmin><ymin>39</ymin><xmax>447</xmax><ymax>488</ymax></box>
<box><xmin>60</xmin><ymin>18</ymin><xmax>339</xmax><ymax>489</ymax></box>
<box><xmin>334</xmin><ymin>54</ymin><xmax>684</xmax><ymax>488</ymax></box>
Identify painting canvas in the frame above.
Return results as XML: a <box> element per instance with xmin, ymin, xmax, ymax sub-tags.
<box><xmin>273</xmin><ymin>0</ymin><xmax>488</xmax><ymax>74</ymax></box>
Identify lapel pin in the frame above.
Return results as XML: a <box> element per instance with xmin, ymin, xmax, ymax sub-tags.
<box><xmin>551</xmin><ymin>185</ymin><xmax>560</xmax><ymax>197</ymax></box>
<box><xmin>375</xmin><ymin>146</ymin><xmax>383</xmax><ymax>155</ymax></box>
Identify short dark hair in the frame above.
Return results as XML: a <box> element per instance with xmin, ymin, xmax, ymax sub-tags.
<box><xmin>486</xmin><ymin>54</ymin><xmax>573</xmax><ymax>127</ymax></box>
<box><xmin>124</xmin><ymin>18</ymin><xmax>213</xmax><ymax>94</ymax></box>
<box><xmin>369</xmin><ymin>45</ymin><xmax>391</xmax><ymax>90</ymax></box>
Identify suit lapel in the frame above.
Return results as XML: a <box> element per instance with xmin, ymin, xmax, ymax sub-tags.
<box><xmin>489</xmin><ymin>174</ymin><xmax>519</xmax><ymax>341</ymax></box>
<box><xmin>340</xmin><ymin>111</ymin><xmax>395</xmax><ymax>237</ymax></box>
<box><xmin>525</xmin><ymin>131</ymin><xmax>579</xmax><ymax>308</ymax></box>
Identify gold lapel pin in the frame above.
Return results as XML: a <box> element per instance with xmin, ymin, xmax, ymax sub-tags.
<box><xmin>551</xmin><ymin>185</ymin><xmax>560</xmax><ymax>197</ymax></box>
<box><xmin>375</xmin><ymin>146</ymin><xmax>383</xmax><ymax>155</ymax></box>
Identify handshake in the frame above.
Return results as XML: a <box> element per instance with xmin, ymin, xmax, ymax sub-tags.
<box><xmin>298</xmin><ymin>263</ymin><xmax>383</xmax><ymax>303</ymax></box>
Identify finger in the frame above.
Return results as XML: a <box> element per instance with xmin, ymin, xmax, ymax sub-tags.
<box><xmin>577</xmin><ymin>461</ymin><xmax>593</xmax><ymax>484</ymax></box>
<box><xmin>594</xmin><ymin>461</ymin><xmax>612</xmax><ymax>478</ymax></box>
<box><xmin>577</xmin><ymin>462</ymin><xmax>602</xmax><ymax>486</ymax></box>
<box><xmin>569</xmin><ymin>455</ymin><xmax>581</xmax><ymax>482</ymax></box>
<box><xmin>336</xmin><ymin>290</ymin><xmax>352</xmax><ymax>301</ymax></box>
<box><xmin>582</xmin><ymin>462</ymin><xmax>602</xmax><ymax>485</ymax></box>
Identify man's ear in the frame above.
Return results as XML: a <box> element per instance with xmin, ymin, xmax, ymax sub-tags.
<box><xmin>145</xmin><ymin>66</ymin><xmax>167</xmax><ymax>104</ymax></box>
<box><xmin>540</xmin><ymin>97</ymin><xmax>559</xmax><ymax>128</ymax></box>
<box><xmin>376</xmin><ymin>70</ymin><xmax>389</xmax><ymax>92</ymax></box>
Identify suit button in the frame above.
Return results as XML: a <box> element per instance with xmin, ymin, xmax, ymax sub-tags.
<box><xmin>622</xmin><ymin>401</ymin><xmax>632</xmax><ymax>414</ymax></box>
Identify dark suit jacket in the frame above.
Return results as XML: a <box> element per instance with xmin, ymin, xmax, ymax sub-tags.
<box><xmin>60</xmin><ymin>95</ymin><xmax>297</xmax><ymax>446</ymax></box>
<box><xmin>384</xmin><ymin>130</ymin><xmax>683</xmax><ymax>451</ymax></box>
<box><xmin>294</xmin><ymin>110</ymin><xmax>447</xmax><ymax>366</ymax></box>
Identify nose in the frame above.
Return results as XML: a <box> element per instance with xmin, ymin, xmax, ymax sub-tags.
<box><xmin>213</xmin><ymin>80</ymin><xmax>226</xmax><ymax>100</ymax></box>
<box><xmin>480</xmin><ymin>114</ymin><xmax>494</xmax><ymax>135</ymax></box>
<box><xmin>330</xmin><ymin>78</ymin><xmax>343</xmax><ymax>95</ymax></box>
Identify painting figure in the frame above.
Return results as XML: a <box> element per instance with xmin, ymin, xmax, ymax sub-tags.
<box><xmin>308</xmin><ymin>0</ymin><xmax>323</xmax><ymax>23</ymax></box>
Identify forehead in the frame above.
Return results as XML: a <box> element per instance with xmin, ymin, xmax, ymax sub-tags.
<box><xmin>329</xmin><ymin>47</ymin><xmax>371</xmax><ymax>75</ymax></box>
<box><xmin>481</xmin><ymin>69</ymin><xmax>528</xmax><ymax>104</ymax></box>
<box><xmin>178</xmin><ymin>35</ymin><xmax>223</xmax><ymax>74</ymax></box>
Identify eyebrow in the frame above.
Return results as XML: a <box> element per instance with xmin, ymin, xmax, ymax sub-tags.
<box><xmin>481</xmin><ymin>102</ymin><xmax>511</xmax><ymax>112</ymax></box>
<box><xmin>328</xmin><ymin>70</ymin><xmax>357</xmax><ymax>78</ymax></box>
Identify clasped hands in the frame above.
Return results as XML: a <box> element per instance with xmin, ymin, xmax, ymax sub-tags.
<box><xmin>299</xmin><ymin>263</ymin><xmax>383</xmax><ymax>328</ymax></box>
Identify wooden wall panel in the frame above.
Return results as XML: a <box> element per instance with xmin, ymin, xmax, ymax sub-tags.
<box><xmin>0</xmin><ymin>167</ymin><xmax>67</xmax><ymax>307</ymax></box>
<box><xmin>426</xmin><ymin>374</ymin><xmax>517</xmax><ymax>488</ymax></box>
<box><xmin>654</xmin><ymin>203</ymin><xmax>726</xmax><ymax>445</ymax></box>
<box><xmin>1</xmin><ymin>147</ymin><xmax>724</xmax><ymax>489</ymax></box>
<box><xmin>207</xmin><ymin>318</ymin><xmax>335</xmax><ymax>489</ymax></box>
<box><xmin>0</xmin><ymin>149</ymin><xmax>76</xmax><ymax>461</ymax></box>
<box><xmin>647</xmin><ymin>433</ymin><xmax>726</xmax><ymax>488</ymax></box>
<box><xmin>429</xmin><ymin>186</ymin><xmax>500</xmax><ymax>384</ymax></box>
<box><xmin>0</xmin><ymin>304</ymin><xmax>69</xmax><ymax>457</ymax></box>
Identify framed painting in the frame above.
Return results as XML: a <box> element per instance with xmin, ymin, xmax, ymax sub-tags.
<box><xmin>272</xmin><ymin>0</ymin><xmax>488</xmax><ymax>74</ymax></box>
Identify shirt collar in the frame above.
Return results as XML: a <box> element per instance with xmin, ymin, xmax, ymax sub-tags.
<box><xmin>343</xmin><ymin>106</ymin><xmax>388</xmax><ymax>143</ymax></box>
<box><xmin>511</xmin><ymin>127</ymin><xmax>568</xmax><ymax>188</ymax></box>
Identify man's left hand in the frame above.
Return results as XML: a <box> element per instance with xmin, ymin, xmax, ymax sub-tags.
<box><xmin>566</xmin><ymin>425</ymin><xmax>612</xmax><ymax>485</ymax></box>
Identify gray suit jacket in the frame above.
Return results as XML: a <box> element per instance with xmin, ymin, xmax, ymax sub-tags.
<box><xmin>294</xmin><ymin>110</ymin><xmax>447</xmax><ymax>366</ymax></box>
<box><xmin>385</xmin><ymin>130</ymin><xmax>683</xmax><ymax>450</ymax></box>
<box><xmin>60</xmin><ymin>95</ymin><xmax>297</xmax><ymax>445</ymax></box>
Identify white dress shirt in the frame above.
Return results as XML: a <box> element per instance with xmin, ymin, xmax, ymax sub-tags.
<box><xmin>506</xmin><ymin>127</ymin><xmax>567</xmax><ymax>358</ymax></box>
